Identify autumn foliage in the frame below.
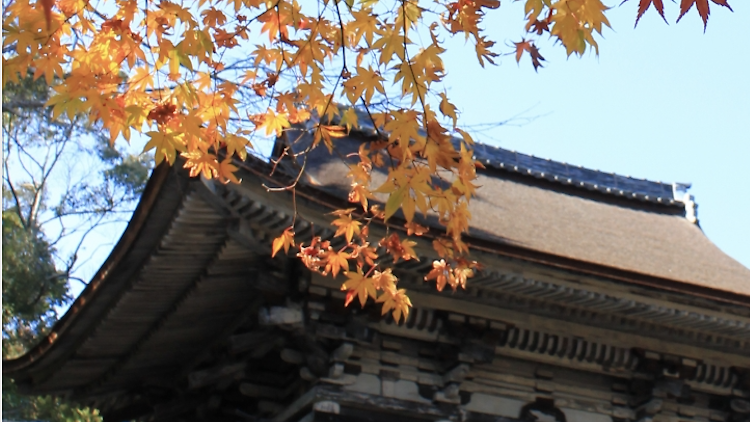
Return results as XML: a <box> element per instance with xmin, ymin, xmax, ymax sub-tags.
<box><xmin>2</xmin><ymin>0</ymin><xmax>731</xmax><ymax>321</ymax></box>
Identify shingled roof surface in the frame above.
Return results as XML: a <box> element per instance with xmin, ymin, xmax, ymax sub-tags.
<box><xmin>282</xmin><ymin>122</ymin><xmax>750</xmax><ymax>298</ymax></box>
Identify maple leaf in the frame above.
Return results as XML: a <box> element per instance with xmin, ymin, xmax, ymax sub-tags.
<box><xmin>425</xmin><ymin>259</ymin><xmax>452</xmax><ymax>291</ymax></box>
<box><xmin>314</xmin><ymin>125</ymin><xmax>347</xmax><ymax>151</ymax></box>
<box><xmin>341</xmin><ymin>107</ymin><xmax>359</xmax><ymax>131</ymax></box>
<box><xmin>438</xmin><ymin>92</ymin><xmax>458</xmax><ymax>128</ymax></box>
<box><xmin>351</xmin><ymin>242</ymin><xmax>378</xmax><ymax>268</ymax></box>
<box><xmin>143</xmin><ymin>131</ymin><xmax>186</xmax><ymax>165</ymax></box>
<box><xmin>224</xmin><ymin>134</ymin><xmax>251</xmax><ymax>160</ymax></box>
<box><xmin>384</xmin><ymin>110</ymin><xmax>422</xmax><ymax>146</ymax></box>
<box><xmin>514</xmin><ymin>39</ymin><xmax>531</xmax><ymax>63</ymax></box>
<box><xmin>527</xmin><ymin>44</ymin><xmax>546</xmax><ymax>71</ymax></box>
<box><xmin>529</xmin><ymin>18</ymin><xmax>550</xmax><ymax>34</ymax></box>
<box><xmin>349</xmin><ymin>182</ymin><xmax>371</xmax><ymax>211</ymax></box>
<box><xmin>33</xmin><ymin>53</ymin><xmax>65</xmax><ymax>85</ymax></box>
<box><xmin>182</xmin><ymin>151</ymin><xmax>219</xmax><ymax>179</ymax></box>
<box><xmin>372</xmin><ymin>26</ymin><xmax>408</xmax><ymax>65</ymax></box>
<box><xmin>377</xmin><ymin>288</ymin><xmax>412</xmax><ymax>323</ymax></box>
<box><xmin>324</xmin><ymin>250</ymin><xmax>349</xmax><ymax>278</ymax></box>
<box><xmin>514</xmin><ymin>39</ymin><xmax>544</xmax><ymax>71</ymax></box>
<box><xmin>257</xmin><ymin>108</ymin><xmax>290</xmax><ymax>137</ymax></box>
<box><xmin>405</xmin><ymin>222</ymin><xmax>428</xmax><ymax>236</ymax></box>
<box><xmin>347</xmin><ymin>8</ymin><xmax>378</xmax><ymax>46</ymax></box>
<box><xmin>384</xmin><ymin>185</ymin><xmax>406</xmax><ymax>222</ymax></box>
<box><xmin>272</xmin><ymin>227</ymin><xmax>295</xmax><ymax>258</ymax></box>
<box><xmin>626</xmin><ymin>0</ymin><xmax>667</xmax><ymax>26</ymax></box>
<box><xmin>332</xmin><ymin>213</ymin><xmax>362</xmax><ymax>243</ymax></box>
<box><xmin>342</xmin><ymin>269</ymin><xmax>376</xmax><ymax>307</ymax></box>
<box><xmin>342</xmin><ymin>66</ymin><xmax>385</xmax><ymax>104</ymax></box>
<box><xmin>395</xmin><ymin>61</ymin><xmax>426</xmax><ymax>106</ymax></box>
<box><xmin>677</xmin><ymin>0</ymin><xmax>732</xmax><ymax>30</ymax></box>
<box><xmin>39</xmin><ymin>0</ymin><xmax>55</xmax><ymax>30</ymax></box>
<box><xmin>475</xmin><ymin>37</ymin><xmax>499</xmax><ymax>67</ymax></box>
<box><xmin>201</xmin><ymin>7</ymin><xmax>226</xmax><ymax>27</ymax></box>
<box><xmin>370</xmin><ymin>269</ymin><xmax>397</xmax><ymax>292</ymax></box>
<box><xmin>218</xmin><ymin>158</ymin><xmax>241</xmax><ymax>184</ymax></box>
<box><xmin>380</xmin><ymin>233</ymin><xmax>419</xmax><ymax>263</ymax></box>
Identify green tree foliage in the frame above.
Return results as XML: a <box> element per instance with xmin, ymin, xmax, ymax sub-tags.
<box><xmin>2</xmin><ymin>74</ymin><xmax>149</xmax><ymax>422</ymax></box>
<box><xmin>2</xmin><ymin>209</ymin><xmax>66</xmax><ymax>357</ymax></box>
<box><xmin>2</xmin><ymin>380</ymin><xmax>102</xmax><ymax>422</ymax></box>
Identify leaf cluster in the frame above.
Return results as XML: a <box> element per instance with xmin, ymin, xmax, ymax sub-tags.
<box><xmin>1</xmin><ymin>0</ymin><xmax>731</xmax><ymax>322</ymax></box>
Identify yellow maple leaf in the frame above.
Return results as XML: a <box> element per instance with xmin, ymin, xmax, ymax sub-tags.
<box><xmin>394</xmin><ymin>61</ymin><xmax>426</xmax><ymax>106</ymax></box>
<box><xmin>143</xmin><ymin>131</ymin><xmax>186</xmax><ymax>165</ymax></box>
<box><xmin>257</xmin><ymin>108</ymin><xmax>290</xmax><ymax>137</ymax></box>
<box><xmin>342</xmin><ymin>269</ymin><xmax>377</xmax><ymax>308</ymax></box>
<box><xmin>324</xmin><ymin>250</ymin><xmax>349</xmax><ymax>278</ymax></box>
<box><xmin>332</xmin><ymin>213</ymin><xmax>362</xmax><ymax>243</ymax></box>
<box><xmin>313</xmin><ymin>124</ymin><xmax>347</xmax><ymax>151</ymax></box>
<box><xmin>272</xmin><ymin>227</ymin><xmax>295</xmax><ymax>258</ymax></box>
<box><xmin>438</xmin><ymin>92</ymin><xmax>458</xmax><ymax>128</ymax></box>
<box><xmin>182</xmin><ymin>151</ymin><xmax>219</xmax><ymax>179</ymax></box>
<box><xmin>347</xmin><ymin>8</ymin><xmax>378</xmax><ymax>46</ymax></box>
<box><xmin>342</xmin><ymin>66</ymin><xmax>385</xmax><ymax>105</ymax></box>
<box><xmin>341</xmin><ymin>107</ymin><xmax>360</xmax><ymax>131</ymax></box>
<box><xmin>377</xmin><ymin>288</ymin><xmax>412</xmax><ymax>323</ymax></box>
<box><xmin>218</xmin><ymin>158</ymin><xmax>241</xmax><ymax>184</ymax></box>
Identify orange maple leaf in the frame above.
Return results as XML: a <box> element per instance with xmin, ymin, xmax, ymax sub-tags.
<box><xmin>405</xmin><ymin>222</ymin><xmax>429</xmax><ymax>236</ymax></box>
<box><xmin>425</xmin><ymin>259</ymin><xmax>452</xmax><ymax>291</ymax></box>
<box><xmin>380</xmin><ymin>233</ymin><xmax>419</xmax><ymax>263</ymax></box>
<box><xmin>39</xmin><ymin>0</ymin><xmax>55</xmax><ymax>30</ymax></box>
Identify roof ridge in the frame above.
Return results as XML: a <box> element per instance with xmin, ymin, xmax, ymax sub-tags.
<box><xmin>324</xmin><ymin>108</ymin><xmax>690</xmax><ymax>208</ymax></box>
<box><xmin>468</xmin><ymin>141</ymin><xmax>688</xmax><ymax>207</ymax></box>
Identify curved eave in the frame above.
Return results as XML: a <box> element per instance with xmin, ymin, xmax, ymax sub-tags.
<box><xmin>5</xmin><ymin>151</ymin><xmax>749</xmax><ymax>385</ymax></box>
<box><xmin>2</xmin><ymin>162</ymin><xmax>181</xmax><ymax>375</ymax></box>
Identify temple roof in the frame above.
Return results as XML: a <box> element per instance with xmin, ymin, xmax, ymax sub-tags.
<box><xmin>3</xmin><ymin>127</ymin><xmax>749</xmax><ymax>415</ymax></box>
<box><xmin>282</xmin><ymin>123</ymin><xmax>750</xmax><ymax>299</ymax></box>
<box><xmin>469</xmin><ymin>142</ymin><xmax>683</xmax><ymax>206</ymax></box>
<box><xmin>349</xmin><ymin>115</ymin><xmax>685</xmax><ymax>207</ymax></box>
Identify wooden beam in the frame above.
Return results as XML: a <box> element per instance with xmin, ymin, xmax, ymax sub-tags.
<box><xmin>189</xmin><ymin>361</ymin><xmax>247</xmax><ymax>389</ymax></box>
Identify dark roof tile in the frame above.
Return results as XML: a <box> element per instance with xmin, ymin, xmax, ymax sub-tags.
<box><xmin>345</xmin><ymin>109</ymin><xmax>684</xmax><ymax>207</ymax></box>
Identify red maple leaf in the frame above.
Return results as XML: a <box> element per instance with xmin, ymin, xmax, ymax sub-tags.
<box><xmin>513</xmin><ymin>40</ymin><xmax>545</xmax><ymax>72</ymax></box>
<box><xmin>514</xmin><ymin>39</ymin><xmax>531</xmax><ymax>64</ymax></box>
<box><xmin>628</xmin><ymin>0</ymin><xmax>667</xmax><ymax>27</ymax></box>
<box><xmin>677</xmin><ymin>0</ymin><xmax>733</xmax><ymax>30</ymax></box>
<box><xmin>529</xmin><ymin>18</ymin><xmax>550</xmax><ymax>34</ymax></box>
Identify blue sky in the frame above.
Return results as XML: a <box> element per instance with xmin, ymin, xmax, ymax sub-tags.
<box><xmin>437</xmin><ymin>0</ymin><xmax>750</xmax><ymax>269</ymax></box>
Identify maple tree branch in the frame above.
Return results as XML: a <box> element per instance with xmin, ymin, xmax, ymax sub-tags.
<box><xmin>2</xmin><ymin>136</ymin><xmax>28</xmax><ymax>229</ymax></box>
<box><xmin>359</xmin><ymin>98</ymin><xmax>384</xmax><ymax>139</ymax></box>
<box><xmin>2</xmin><ymin>100</ymin><xmax>48</xmax><ymax>109</ymax></box>
<box><xmin>27</xmin><ymin>118</ymin><xmax>77</xmax><ymax>227</ymax></box>
<box><xmin>334</xmin><ymin>0</ymin><xmax>348</xmax><ymax>73</ymax></box>
<box><xmin>264</xmin><ymin>67</ymin><xmax>344</xmax><ymax>193</ymax></box>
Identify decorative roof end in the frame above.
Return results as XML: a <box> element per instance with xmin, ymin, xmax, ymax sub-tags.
<box><xmin>673</xmin><ymin>183</ymin><xmax>698</xmax><ymax>224</ymax></box>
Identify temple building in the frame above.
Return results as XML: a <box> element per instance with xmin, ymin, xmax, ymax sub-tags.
<box><xmin>4</xmin><ymin>120</ymin><xmax>750</xmax><ymax>422</ymax></box>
